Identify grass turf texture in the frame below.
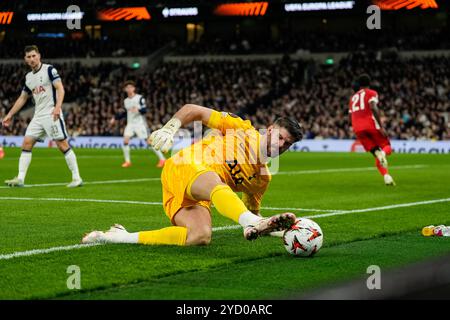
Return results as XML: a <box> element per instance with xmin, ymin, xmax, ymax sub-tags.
<box><xmin>0</xmin><ymin>147</ymin><xmax>449</xmax><ymax>299</ymax></box>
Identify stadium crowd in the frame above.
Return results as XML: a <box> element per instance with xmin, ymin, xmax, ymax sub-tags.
<box><xmin>0</xmin><ymin>36</ymin><xmax>169</xmax><ymax>59</ymax></box>
<box><xmin>1</xmin><ymin>53</ymin><xmax>449</xmax><ymax>140</ymax></box>
<box><xmin>177</xmin><ymin>28</ymin><xmax>450</xmax><ymax>55</ymax></box>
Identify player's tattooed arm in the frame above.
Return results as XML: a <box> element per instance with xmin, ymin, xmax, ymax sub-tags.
<box><xmin>1</xmin><ymin>91</ymin><xmax>29</xmax><ymax>127</ymax></box>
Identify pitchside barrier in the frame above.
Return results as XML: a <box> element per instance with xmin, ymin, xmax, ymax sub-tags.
<box><xmin>1</xmin><ymin>136</ymin><xmax>450</xmax><ymax>154</ymax></box>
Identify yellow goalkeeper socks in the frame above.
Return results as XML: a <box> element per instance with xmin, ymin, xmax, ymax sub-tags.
<box><xmin>138</xmin><ymin>226</ymin><xmax>187</xmax><ymax>246</ymax></box>
<box><xmin>210</xmin><ymin>184</ymin><xmax>248</xmax><ymax>223</ymax></box>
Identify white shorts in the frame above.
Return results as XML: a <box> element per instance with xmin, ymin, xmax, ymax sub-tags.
<box><xmin>25</xmin><ymin>116</ymin><xmax>68</xmax><ymax>142</ymax></box>
<box><xmin>124</xmin><ymin>124</ymin><xmax>149</xmax><ymax>140</ymax></box>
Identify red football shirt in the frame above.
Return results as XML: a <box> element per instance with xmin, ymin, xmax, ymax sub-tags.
<box><xmin>349</xmin><ymin>88</ymin><xmax>381</xmax><ymax>133</ymax></box>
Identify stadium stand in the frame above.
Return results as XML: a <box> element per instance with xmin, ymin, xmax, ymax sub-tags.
<box><xmin>1</xmin><ymin>52</ymin><xmax>448</xmax><ymax>140</ymax></box>
<box><xmin>0</xmin><ymin>36</ymin><xmax>169</xmax><ymax>59</ymax></box>
<box><xmin>176</xmin><ymin>28</ymin><xmax>450</xmax><ymax>55</ymax></box>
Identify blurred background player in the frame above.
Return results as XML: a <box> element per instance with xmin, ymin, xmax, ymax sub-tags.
<box><xmin>349</xmin><ymin>74</ymin><xmax>395</xmax><ymax>186</ymax></box>
<box><xmin>1</xmin><ymin>45</ymin><xmax>82</xmax><ymax>187</ymax></box>
<box><xmin>82</xmin><ymin>104</ymin><xmax>303</xmax><ymax>246</ymax></box>
<box><xmin>110</xmin><ymin>80</ymin><xmax>166</xmax><ymax>168</ymax></box>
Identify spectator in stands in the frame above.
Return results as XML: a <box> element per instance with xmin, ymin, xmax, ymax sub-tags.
<box><xmin>1</xmin><ymin>54</ymin><xmax>449</xmax><ymax>141</ymax></box>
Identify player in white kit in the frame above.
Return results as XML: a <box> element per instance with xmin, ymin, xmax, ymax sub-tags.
<box><xmin>2</xmin><ymin>45</ymin><xmax>82</xmax><ymax>187</ymax></box>
<box><xmin>110</xmin><ymin>80</ymin><xmax>166</xmax><ymax>168</ymax></box>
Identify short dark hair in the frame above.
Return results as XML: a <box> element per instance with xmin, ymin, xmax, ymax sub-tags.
<box><xmin>123</xmin><ymin>80</ymin><xmax>136</xmax><ymax>88</ymax></box>
<box><xmin>24</xmin><ymin>45</ymin><xmax>39</xmax><ymax>54</ymax></box>
<box><xmin>351</xmin><ymin>80</ymin><xmax>360</xmax><ymax>92</ymax></box>
<box><xmin>357</xmin><ymin>74</ymin><xmax>371</xmax><ymax>87</ymax></box>
<box><xmin>273</xmin><ymin>117</ymin><xmax>303</xmax><ymax>142</ymax></box>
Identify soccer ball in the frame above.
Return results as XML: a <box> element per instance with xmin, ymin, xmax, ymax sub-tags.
<box><xmin>283</xmin><ymin>218</ymin><xmax>323</xmax><ymax>257</ymax></box>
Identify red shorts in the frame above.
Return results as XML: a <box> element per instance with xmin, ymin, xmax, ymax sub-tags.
<box><xmin>355</xmin><ymin>130</ymin><xmax>390</xmax><ymax>152</ymax></box>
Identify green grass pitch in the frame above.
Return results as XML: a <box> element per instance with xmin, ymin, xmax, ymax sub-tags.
<box><xmin>0</xmin><ymin>147</ymin><xmax>449</xmax><ymax>299</ymax></box>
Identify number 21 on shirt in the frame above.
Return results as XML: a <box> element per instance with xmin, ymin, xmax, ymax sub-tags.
<box><xmin>351</xmin><ymin>91</ymin><xmax>366</xmax><ymax>112</ymax></box>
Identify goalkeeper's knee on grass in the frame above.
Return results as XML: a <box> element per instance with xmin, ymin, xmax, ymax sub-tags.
<box><xmin>138</xmin><ymin>184</ymin><xmax>260</xmax><ymax>246</ymax></box>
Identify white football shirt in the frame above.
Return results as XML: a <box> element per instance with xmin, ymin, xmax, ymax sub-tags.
<box><xmin>124</xmin><ymin>94</ymin><xmax>147</xmax><ymax>126</ymax></box>
<box><xmin>23</xmin><ymin>63</ymin><xmax>61</xmax><ymax>118</ymax></box>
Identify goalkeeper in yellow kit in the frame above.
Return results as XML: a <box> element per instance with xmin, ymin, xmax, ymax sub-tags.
<box><xmin>82</xmin><ymin>104</ymin><xmax>303</xmax><ymax>246</ymax></box>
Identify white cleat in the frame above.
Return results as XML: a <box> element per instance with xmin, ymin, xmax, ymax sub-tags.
<box><xmin>4</xmin><ymin>177</ymin><xmax>24</xmax><ymax>187</ymax></box>
<box><xmin>244</xmin><ymin>212</ymin><xmax>296</xmax><ymax>241</ymax></box>
<box><xmin>81</xmin><ymin>230</ymin><xmax>108</xmax><ymax>244</ymax></box>
<box><xmin>81</xmin><ymin>224</ymin><xmax>129</xmax><ymax>244</ymax></box>
<box><xmin>108</xmin><ymin>224</ymin><xmax>127</xmax><ymax>232</ymax></box>
<box><xmin>384</xmin><ymin>174</ymin><xmax>396</xmax><ymax>186</ymax></box>
<box><xmin>375</xmin><ymin>150</ymin><xmax>388</xmax><ymax>169</ymax></box>
<box><xmin>67</xmin><ymin>179</ymin><xmax>83</xmax><ymax>188</ymax></box>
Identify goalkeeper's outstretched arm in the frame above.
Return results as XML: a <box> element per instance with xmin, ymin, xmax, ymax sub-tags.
<box><xmin>149</xmin><ymin>104</ymin><xmax>213</xmax><ymax>152</ymax></box>
<box><xmin>171</xmin><ymin>104</ymin><xmax>213</xmax><ymax>127</ymax></box>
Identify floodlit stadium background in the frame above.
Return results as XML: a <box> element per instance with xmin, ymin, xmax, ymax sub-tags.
<box><xmin>0</xmin><ymin>0</ymin><xmax>449</xmax><ymax>300</ymax></box>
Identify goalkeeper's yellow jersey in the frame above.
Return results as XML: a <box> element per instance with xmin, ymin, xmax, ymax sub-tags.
<box><xmin>172</xmin><ymin>110</ymin><xmax>271</xmax><ymax>212</ymax></box>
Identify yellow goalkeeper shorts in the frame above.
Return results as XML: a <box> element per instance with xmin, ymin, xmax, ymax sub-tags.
<box><xmin>161</xmin><ymin>157</ymin><xmax>213</xmax><ymax>224</ymax></box>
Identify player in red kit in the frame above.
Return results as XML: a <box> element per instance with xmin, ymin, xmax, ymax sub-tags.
<box><xmin>349</xmin><ymin>74</ymin><xmax>395</xmax><ymax>186</ymax></box>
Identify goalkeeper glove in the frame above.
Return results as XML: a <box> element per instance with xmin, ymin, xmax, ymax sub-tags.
<box><xmin>149</xmin><ymin>118</ymin><xmax>182</xmax><ymax>153</ymax></box>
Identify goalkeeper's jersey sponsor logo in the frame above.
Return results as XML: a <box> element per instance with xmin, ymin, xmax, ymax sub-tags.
<box><xmin>226</xmin><ymin>159</ymin><xmax>244</xmax><ymax>186</ymax></box>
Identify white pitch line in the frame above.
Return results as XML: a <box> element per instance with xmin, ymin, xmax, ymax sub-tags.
<box><xmin>0</xmin><ymin>196</ymin><xmax>336</xmax><ymax>213</ymax></box>
<box><xmin>0</xmin><ymin>226</ymin><xmax>243</xmax><ymax>260</ymax></box>
<box><xmin>306</xmin><ymin>197</ymin><xmax>450</xmax><ymax>219</ymax></box>
<box><xmin>260</xmin><ymin>206</ymin><xmax>343</xmax><ymax>213</ymax></box>
<box><xmin>0</xmin><ymin>227</ymin><xmax>239</xmax><ymax>261</ymax></box>
<box><xmin>0</xmin><ymin>155</ymin><xmax>124</xmax><ymax>161</ymax></box>
<box><xmin>1</xmin><ymin>196</ymin><xmax>450</xmax><ymax>261</ymax></box>
<box><xmin>276</xmin><ymin>164</ymin><xmax>427</xmax><ymax>175</ymax></box>
<box><xmin>0</xmin><ymin>164</ymin><xmax>427</xmax><ymax>189</ymax></box>
<box><xmin>212</xmin><ymin>225</ymin><xmax>241</xmax><ymax>232</ymax></box>
<box><xmin>1</xmin><ymin>195</ymin><xmax>448</xmax><ymax>216</ymax></box>
<box><xmin>63</xmin><ymin>178</ymin><xmax>160</xmax><ymax>186</ymax></box>
<box><xmin>0</xmin><ymin>178</ymin><xmax>160</xmax><ymax>189</ymax></box>
<box><xmin>0</xmin><ymin>243</ymin><xmax>102</xmax><ymax>260</ymax></box>
<box><xmin>0</xmin><ymin>197</ymin><xmax>163</xmax><ymax>206</ymax></box>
